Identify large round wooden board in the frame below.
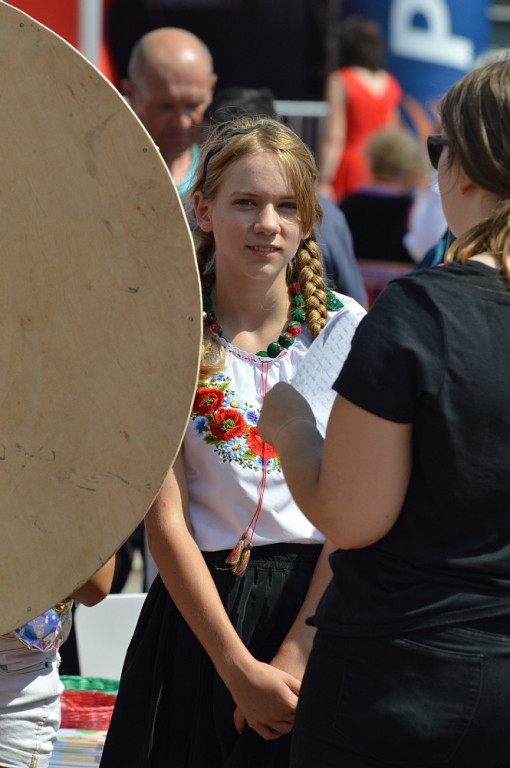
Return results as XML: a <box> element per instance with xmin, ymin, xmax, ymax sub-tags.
<box><xmin>0</xmin><ymin>1</ymin><xmax>201</xmax><ymax>633</ymax></box>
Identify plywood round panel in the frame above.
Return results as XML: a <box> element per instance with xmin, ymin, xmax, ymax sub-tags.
<box><xmin>0</xmin><ymin>1</ymin><xmax>202</xmax><ymax>633</ymax></box>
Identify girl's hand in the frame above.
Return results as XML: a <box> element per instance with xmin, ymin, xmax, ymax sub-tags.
<box><xmin>258</xmin><ymin>382</ymin><xmax>315</xmax><ymax>449</ymax></box>
<box><xmin>232</xmin><ymin>646</ymin><xmax>307</xmax><ymax>738</ymax></box>
<box><xmin>229</xmin><ymin>658</ymin><xmax>300</xmax><ymax>740</ymax></box>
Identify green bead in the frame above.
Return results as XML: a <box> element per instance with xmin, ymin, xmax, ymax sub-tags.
<box><xmin>278</xmin><ymin>333</ymin><xmax>295</xmax><ymax>348</ymax></box>
<box><xmin>290</xmin><ymin>308</ymin><xmax>306</xmax><ymax>322</ymax></box>
<box><xmin>267</xmin><ymin>342</ymin><xmax>283</xmax><ymax>358</ymax></box>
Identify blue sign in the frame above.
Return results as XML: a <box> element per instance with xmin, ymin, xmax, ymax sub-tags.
<box><xmin>342</xmin><ymin>0</ymin><xmax>490</xmax><ymax>119</ymax></box>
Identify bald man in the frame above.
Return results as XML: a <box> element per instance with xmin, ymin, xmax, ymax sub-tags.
<box><xmin>122</xmin><ymin>27</ymin><xmax>217</xmax><ymax>197</ymax></box>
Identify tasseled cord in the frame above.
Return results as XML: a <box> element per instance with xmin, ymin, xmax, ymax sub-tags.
<box><xmin>225</xmin><ymin>466</ymin><xmax>268</xmax><ymax>576</ymax></box>
<box><xmin>225</xmin><ymin>360</ymin><xmax>270</xmax><ymax>577</ymax></box>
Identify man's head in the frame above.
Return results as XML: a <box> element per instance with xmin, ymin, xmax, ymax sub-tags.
<box><xmin>123</xmin><ymin>28</ymin><xmax>217</xmax><ymax>167</ymax></box>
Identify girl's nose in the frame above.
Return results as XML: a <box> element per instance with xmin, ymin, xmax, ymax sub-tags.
<box><xmin>254</xmin><ymin>205</ymin><xmax>280</xmax><ymax>233</ymax></box>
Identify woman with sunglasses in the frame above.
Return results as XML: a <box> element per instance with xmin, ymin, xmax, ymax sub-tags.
<box><xmin>259</xmin><ymin>59</ymin><xmax>510</xmax><ymax>767</ymax></box>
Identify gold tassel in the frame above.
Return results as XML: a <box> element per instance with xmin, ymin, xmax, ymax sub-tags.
<box><xmin>232</xmin><ymin>545</ymin><xmax>251</xmax><ymax>577</ymax></box>
<box><xmin>225</xmin><ymin>535</ymin><xmax>246</xmax><ymax>568</ymax></box>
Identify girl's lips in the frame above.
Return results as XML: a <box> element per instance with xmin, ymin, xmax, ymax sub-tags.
<box><xmin>247</xmin><ymin>245</ymin><xmax>279</xmax><ymax>254</ymax></box>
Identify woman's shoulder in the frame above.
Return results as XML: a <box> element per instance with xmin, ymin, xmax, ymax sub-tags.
<box><xmin>370</xmin><ymin>264</ymin><xmax>449</xmax><ymax>307</ymax></box>
<box><xmin>366</xmin><ymin>262</ymin><xmax>497</xmax><ymax>326</ymax></box>
<box><xmin>391</xmin><ymin>260</ymin><xmax>491</xmax><ymax>288</ymax></box>
<box><xmin>338</xmin><ymin>67</ymin><xmax>401</xmax><ymax>98</ymax></box>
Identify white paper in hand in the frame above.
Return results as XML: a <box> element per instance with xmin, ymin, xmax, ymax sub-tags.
<box><xmin>291</xmin><ymin>296</ymin><xmax>366</xmax><ymax>436</ymax></box>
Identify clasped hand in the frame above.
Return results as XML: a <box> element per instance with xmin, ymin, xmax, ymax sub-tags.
<box><xmin>230</xmin><ymin>657</ymin><xmax>301</xmax><ymax>741</ymax></box>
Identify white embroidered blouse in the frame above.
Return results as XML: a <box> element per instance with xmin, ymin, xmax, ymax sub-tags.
<box><xmin>183</xmin><ymin>293</ymin><xmax>365</xmax><ymax>552</ymax></box>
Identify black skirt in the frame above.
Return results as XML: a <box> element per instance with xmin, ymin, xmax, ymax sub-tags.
<box><xmin>100</xmin><ymin>543</ymin><xmax>322</xmax><ymax>768</ymax></box>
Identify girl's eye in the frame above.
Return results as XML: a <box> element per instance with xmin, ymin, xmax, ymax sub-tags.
<box><xmin>280</xmin><ymin>201</ymin><xmax>297</xmax><ymax>211</ymax></box>
<box><xmin>234</xmin><ymin>198</ymin><xmax>255</xmax><ymax>206</ymax></box>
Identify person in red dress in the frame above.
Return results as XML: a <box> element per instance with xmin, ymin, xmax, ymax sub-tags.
<box><xmin>318</xmin><ymin>15</ymin><xmax>402</xmax><ymax>204</ymax></box>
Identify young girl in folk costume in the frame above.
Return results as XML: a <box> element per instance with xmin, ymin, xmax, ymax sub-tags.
<box><xmin>100</xmin><ymin>117</ymin><xmax>365</xmax><ymax>767</ymax></box>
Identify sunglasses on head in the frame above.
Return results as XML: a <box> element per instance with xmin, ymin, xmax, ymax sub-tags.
<box><xmin>427</xmin><ymin>134</ymin><xmax>449</xmax><ymax>170</ymax></box>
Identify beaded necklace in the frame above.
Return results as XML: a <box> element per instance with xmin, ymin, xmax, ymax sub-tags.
<box><xmin>201</xmin><ymin>273</ymin><xmax>342</xmax><ymax>358</ymax></box>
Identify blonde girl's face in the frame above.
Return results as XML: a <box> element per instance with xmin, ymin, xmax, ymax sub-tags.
<box><xmin>193</xmin><ymin>152</ymin><xmax>308</xmax><ymax>283</ymax></box>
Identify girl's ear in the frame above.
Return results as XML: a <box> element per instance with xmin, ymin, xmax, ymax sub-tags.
<box><xmin>193</xmin><ymin>192</ymin><xmax>213</xmax><ymax>232</ymax></box>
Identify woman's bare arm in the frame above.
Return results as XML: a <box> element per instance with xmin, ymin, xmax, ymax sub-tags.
<box><xmin>258</xmin><ymin>383</ymin><xmax>412</xmax><ymax>549</ymax></box>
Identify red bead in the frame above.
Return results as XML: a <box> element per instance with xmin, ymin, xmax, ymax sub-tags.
<box><xmin>287</xmin><ymin>323</ymin><xmax>302</xmax><ymax>337</ymax></box>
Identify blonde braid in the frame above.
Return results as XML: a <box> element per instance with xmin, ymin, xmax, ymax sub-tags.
<box><xmin>294</xmin><ymin>236</ymin><xmax>329</xmax><ymax>338</ymax></box>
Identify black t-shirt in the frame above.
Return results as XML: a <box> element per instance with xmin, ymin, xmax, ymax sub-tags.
<box><xmin>315</xmin><ymin>261</ymin><xmax>510</xmax><ymax>636</ymax></box>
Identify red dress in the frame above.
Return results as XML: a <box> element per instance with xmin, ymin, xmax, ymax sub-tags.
<box><xmin>332</xmin><ymin>67</ymin><xmax>402</xmax><ymax>201</ymax></box>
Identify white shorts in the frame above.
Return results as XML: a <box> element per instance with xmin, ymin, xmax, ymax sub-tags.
<box><xmin>0</xmin><ymin>635</ymin><xmax>63</xmax><ymax>768</ymax></box>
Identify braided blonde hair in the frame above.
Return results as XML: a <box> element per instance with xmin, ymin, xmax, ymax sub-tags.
<box><xmin>187</xmin><ymin>117</ymin><xmax>330</xmax><ymax>377</ymax></box>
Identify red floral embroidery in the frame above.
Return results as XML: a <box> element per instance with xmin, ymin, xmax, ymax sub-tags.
<box><xmin>246</xmin><ymin>426</ymin><xmax>278</xmax><ymax>460</ymax></box>
<box><xmin>191</xmin><ymin>376</ymin><xmax>281</xmax><ymax>473</ymax></box>
<box><xmin>193</xmin><ymin>387</ymin><xmax>225</xmax><ymax>415</ymax></box>
<box><xmin>209</xmin><ymin>408</ymin><xmax>247</xmax><ymax>441</ymax></box>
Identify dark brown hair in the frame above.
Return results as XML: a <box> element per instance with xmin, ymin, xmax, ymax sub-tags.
<box><xmin>338</xmin><ymin>15</ymin><xmax>386</xmax><ymax>72</ymax></box>
<box><xmin>440</xmin><ymin>60</ymin><xmax>510</xmax><ymax>283</ymax></box>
